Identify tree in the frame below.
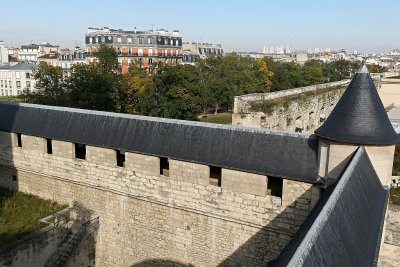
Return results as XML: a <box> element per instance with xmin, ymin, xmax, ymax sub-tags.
<box><xmin>137</xmin><ymin>64</ymin><xmax>204</xmax><ymax>120</ymax></box>
<box><xmin>269</xmin><ymin>61</ymin><xmax>302</xmax><ymax>91</ymax></box>
<box><xmin>96</xmin><ymin>45</ymin><xmax>119</xmax><ymax>74</ymax></box>
<box><xmin>66</xmin><ymin>63</ymin><xmax>125</xmax><ymax>112</ymax></box>
<box><xmin>123</xmin><ymin>60</ymin><xmax>154</xmax><ymax>113</ymax></box>
<box><xmin>256</xmin><ymin>58</ymin><xmax>274</xmax><ymax>92</ymax></box>
<box><xmin>21</xmin><ymin>62</ymin><xmax>68</xmax><ymax>106</ymax></box>
<box><xmin>323</xmin><ymin>59</ymin><xmax>361</xmax><ymax>82</ymax></box>
<box><xmin>197</xmin><ymin>54</ymin><xmax>264</xmax><ymax>113</ymax></box>
<box><xmin>367</xmin><ymin>64</ymin><xmax>387</xmax><ymax>73</ymax></box>
<box><xmin>300</xmin><ymin>60</ymin><xmax>325</xmax><ymax>86</ymax></box>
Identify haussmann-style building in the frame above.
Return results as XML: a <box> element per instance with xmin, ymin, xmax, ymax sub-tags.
<box><xmin>85</xmin><ymin>27</ymin><xmax>183</xmax><ymax>74</ymax></box>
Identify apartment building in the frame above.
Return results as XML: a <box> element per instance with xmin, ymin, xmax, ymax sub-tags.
<box><xmin>18</xmin><ymin>43</ymin><xmax>59</xmax><ymax>62</ymax></box>
<box><xmin>37</xmin><ymin>46</ymin><xmax>86</xmax><ymax>71</ymax></box>
<box><xmin>85</xmin><ymin>27</ymin><xmax>182</xmax><ymax>73</ymax></box>
<box><xmin>0</xmin><ymin>63</ymin><xmax>37</xmax><ymax>96</ymax></box>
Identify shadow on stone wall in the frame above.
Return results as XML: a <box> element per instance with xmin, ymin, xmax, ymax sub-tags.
<box><xmin>126</xmin><ymin>187</ymin><xmax>318</xmax><ymax>267</ymax></box>
<box><xmin>218</xmin><ymin>189</ymin><xmax>317</xmax><ymax>266</ymax></box>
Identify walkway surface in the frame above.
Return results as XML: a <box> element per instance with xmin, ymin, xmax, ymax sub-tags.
<box><xmin>382</xmin><ymin>79</ymin><xmax>400</xmax><ymax>133</ymax></box>
<box><xmin>379</xmin><ymin>204</ymin><xmax>400</xmax><ymax>266</ymax></box>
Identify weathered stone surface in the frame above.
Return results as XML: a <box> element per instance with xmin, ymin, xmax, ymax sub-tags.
<box><xmin>221</xmin><ymin>168</ymin><xmax>267</xmax><ymax>196</ymax></box>
<box><xmin>232</xmin><ymin>81</ymin><xmax>349</xmax><ymax>132</ymax></box>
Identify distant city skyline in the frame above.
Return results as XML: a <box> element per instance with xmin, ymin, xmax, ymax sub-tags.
<box><xmin>1</xmin><ymin>0</ymin><xmax>399</xmax><ymax>54</ymax></box>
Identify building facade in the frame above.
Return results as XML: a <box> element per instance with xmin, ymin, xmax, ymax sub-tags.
<box><xmin>18</xmin><ymin>43</ymin><xmax>59</xmax><ymax>63</ymax></box>
<box><xmin>37</xmin><ymin>47</ymin><xmax>86</xmax><ymax>71</ymax></box>
<box><xmin>0</xmin><ymin>63</ymin><xmax>37</xmax><ymax>96</ymax></box>
<box><xmin>0</xmin><ymin>41</ymin><xmax>8</xmax><ymax>65</ymax></box>
<box><xmin>85</xmin><ymin>27</ymin><xmax>183</xmax><ymax>73</ymax></box>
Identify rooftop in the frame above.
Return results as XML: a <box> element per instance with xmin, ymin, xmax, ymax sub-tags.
<box><xmin>87</xmin><ymin>27</ymin><xmax>180</xmax><ymax>37</ymax></box>
<box><xmin>277</xmin><ymin>146</ymin><xmax>388</xmax><ymax>266</ymax></box>
<box><xmin>315</xmin><ymin>65</ymin><xmax>399</xmax><ymax>145</ymax></box>
<box><xmin>0</xmin><ymin>101</ymin><xmax>319</xmax><ymax>183</ymax></box>
<box><xmin>0</xmin><ymin>62</ymin><xmax>38</xmax><ymax>70</ymax></box>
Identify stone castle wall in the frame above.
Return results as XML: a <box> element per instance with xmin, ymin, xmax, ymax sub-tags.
<box><xmin>232</xmin><ymin>80</ymin><xmax>349</xmax><ymax>132</ymax></box>
<box><xmin>0</xmin><ymin>131</ymin><xmax>320</xmax><ymax>266</ymax></box>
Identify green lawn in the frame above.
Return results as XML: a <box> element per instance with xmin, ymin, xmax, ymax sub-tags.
<box><xmin>0</xmin><ymin>96</ymin><xmax>22</xmax><ymax>103</ymax></box>
<box><xmin>0</xmin><ymin>187</ymin><xmax>67</xmax><ymax>245</ymax></box>
<box><xmin>390</xmin><ymin>187</ymin><xmax>400</xmax><ymax>205</ymax></box>
<box><xmin>198</xmin><ymin>112</ymin><xmax>232</xmax><ymax>125</ymax></box>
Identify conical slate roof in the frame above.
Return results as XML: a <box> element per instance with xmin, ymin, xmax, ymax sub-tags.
<box><xmin>315</xmin><ymin>65</ymin><xmax>399</xmax><ymax>145</ymax></box>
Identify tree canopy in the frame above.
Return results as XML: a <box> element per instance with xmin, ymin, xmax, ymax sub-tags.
<box><xmin>23</xmin><ymin>52</ymin><xmax>367</xmax><ymax>121</ymax></box>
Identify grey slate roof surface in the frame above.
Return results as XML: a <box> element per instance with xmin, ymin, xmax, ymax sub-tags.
<box><xmin>0</xmin><ymin>102</ymin><xmax>320</xmax><ymax>183</ymax></box>
<box><xmin>315</xmin><ymin>65</ymin><xmax>399</xmax><ymax>145</ymax></box>
<box><xmin>275</xmin><ymin>146</ymin><xmax>388</xmax><ymax>267</ymax></box>
<box><xmin>0</xmin><ymin>62</ymin><xmax>38</xmax><ymax>70</ymax></box>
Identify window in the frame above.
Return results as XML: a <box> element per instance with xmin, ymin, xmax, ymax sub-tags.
<box><xmin>9</xmin><ymin>81</ymin><xmax>11</xmax><ymax>89</ymax></box>
<box><xmin>12</xmin><ymin>175</ymin><xmax>17</xmax><ymax>182</ymax></box>
<box><xmin>117</xmin><ymin>37</ymin><xmax>122</xmax><ymax>43</ymax></box>
<box><xmin>127</xmin><ymin>38</ymin><xmax>132</xmax><ymax>44</ymax></box>
<box><xmin>75</xmin><ymin>143</ymin><xmax>86</xmax><ymax>160</ymax></box>
<box><xmin>116</xmin><ymin>150</ymin><xmax>125</xmax><ymax>167</ymax></box>
<box><xmin>160</xmin><ymin>157</ymin><xmax>169</xmax><ymax>177</ymax></box>
<box><xmin>15</xmin><ymin>72</ymin><xmax>20</xmax><ymax>79</ymax></box>
<box><xmin>0</xmin><ymin>80</ymin><xmax>3</xmax><ymax>88</ymax></box>
<box><xmin>89</xmin><ymin>37</ymin><xmax>92</xmax><ymax>44</ymax></box>
<box><xmin>16</xmin><ymin>81</ymin><xmax>21</xmax><ymax>89</ymax></box>
<box><xmin>16</xmin><ymin>133</ymin><xmax>22</xmax><ymax>147</ymax></box>
<box><xmin>26</xmin><ymin>81</ymin><xmax>31</xmax><ymax>88</ymax></box>
<box><xmin>128</xmin><ymin>48</ymin><xmax>132</xmax><ymax>55</ymax></box>
<box><xmin>267</xmin><ymin>176</ymin><xmax>283</xmax><ymax>198</ymax></box>
<box><xmin>138</xmin><ymin>48</ymin><xmax>143</xmax><ymax>56</ymax></box>
<box><xmin>46</xmin><ymin>138</ymin><xmax>53</xmax><ymax>154</ymax></box>
<box><xmin>101</xmin><ymin>36</ymin><xmax>105</xmax><ymax>43</ymax></box>
<box><xmin>209</xmin><ymin>166</ymin><xmax>222</xmax><ymax>186</ymax></box>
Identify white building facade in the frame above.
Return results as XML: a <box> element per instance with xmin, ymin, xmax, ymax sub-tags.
<box><xmin>0</xmin><ymin>63</ymin><xmax>37</xmax><ymax>96</ymax></box>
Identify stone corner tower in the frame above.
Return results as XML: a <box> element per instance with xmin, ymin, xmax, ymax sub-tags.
<box><xmin>314</xmin><ymin>64</ymin><xmax>399</xmax><ymax>186</ymax></box>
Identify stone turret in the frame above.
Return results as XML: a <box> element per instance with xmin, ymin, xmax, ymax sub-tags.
<box><xmin>315</xmin><ymin>65</ymin><xmax>399</xmax><ymax>186</ymax></box>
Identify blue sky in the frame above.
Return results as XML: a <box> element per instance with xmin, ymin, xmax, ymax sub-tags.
<box><xmin>1</xmin><ymin>0</ymin><xmax>399</xmax><ymax>53</ymax></box>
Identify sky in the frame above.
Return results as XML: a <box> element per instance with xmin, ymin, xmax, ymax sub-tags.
<box><xmin>1</xmin><ymin>0</ymin><xmax>399</xmax><ymax>54</ymax></box>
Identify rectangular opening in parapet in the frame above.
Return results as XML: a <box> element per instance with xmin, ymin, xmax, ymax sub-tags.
<box><xmin>116</xmin><ymin>150</ymin><xmax>125</xmax><ymax>167</ymax></box>
<box><xmin>75</xmin><ymin>143</ymin><xmax>86</xmax><ymax>160</ymax></box>
<box><xmin>209</xmin><ymin>166</ymin><xmax>222</xmax><ymax>187</ymax></box>
<box><xmin>12</xmin><ymin>175</ymin><xmax>17</xmax><ymax>182</ymax></box>
<box><xmin>267</xmin><ymin>176</ymin><xmax>283</xmax><ymax>198</ymax></box>
<box><xmin>16</xmin><ymin>133</ymin><xmax>22</xmax><ymax>147</ymax></box>
<box><xmin>46</xmin><ymin>138</ymin><xmax>53</xmax><ymax>154</ymax></box>
<box><xmin>160</xmin><ymin>157</ymin><xmax>169</xmax><ymax>177</ymax></box>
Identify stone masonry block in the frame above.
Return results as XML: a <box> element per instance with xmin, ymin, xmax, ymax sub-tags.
<box><xmin>221</xmin><ymin>168</ymin><xmax>267</xmax><ymax>196</ymax></box>
<box><xmin>21</xmin><ymin>135</ymin><xmax>46</xmax><ymax>153</ymax></box>
<box><xmin>125</xmin><ymin>152</ymin><xmax>160</xmax><ymax>176</ymax></box>
<box><xmin>86</xmin><ymin>145</ymin><xmax>116</xmax><ymax>167</ymax></box>
<box><xmin>365</xmin><ymin>145</ymin><xmax>395</xmax><ymax>186</ymax></box>
<box><xmin>0</xmin><ymin>131</ymin><xmax>13</xmax><ymax>147</ymax></box>
<box><xmin>169</xmin><ymin>159</ymin><xmax>209</xmax><ymax>185</ymax></box>
<box><xmin>52</xmin><ymin>140</ymin><xmax>74</xmax><ymax>159</ymax></box>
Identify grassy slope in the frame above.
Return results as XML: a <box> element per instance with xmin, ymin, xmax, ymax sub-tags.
<box><xmin>0</xmin><ymin>187</ymin><xmax>67</xmax><ymax>245</ymax></box>
<box><xmin>198</xmin><ymin>112</ymin><xmax>232</xmax><ymax>125</ymax></box>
